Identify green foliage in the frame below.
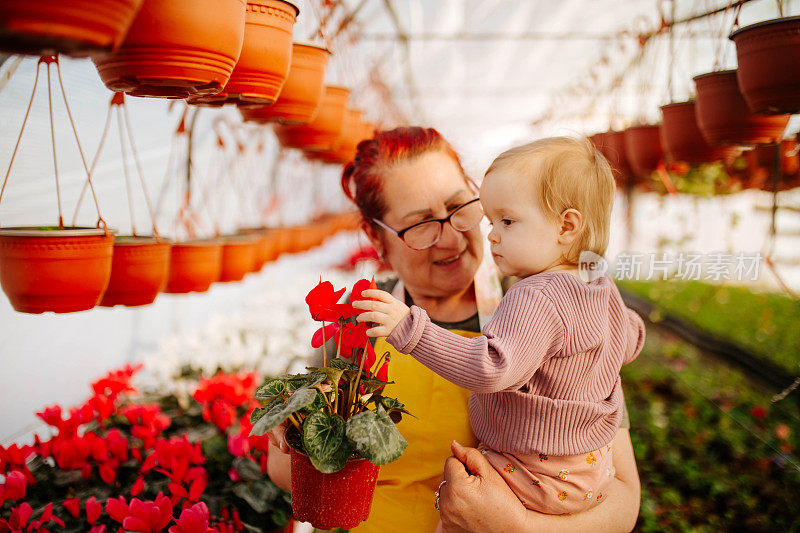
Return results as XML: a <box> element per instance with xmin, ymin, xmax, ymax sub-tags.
<box><xmin>250</xmin><ymin>358</ymin><xmax>409</xmax><ymax>473</ymax></box>
<box><xmin>622</xmin><ymin>324</ymin><xmax>800</xmax><ymax>532</ymax></box>
<box><xmin>618</xmin><ymin>279</ymin><xmax>800</xmax><ymax>375</ymax></box>
<box><xmin>345</xmin><ymin>406</ymin><xmax>408</xmax><ymax>465</ymax></box>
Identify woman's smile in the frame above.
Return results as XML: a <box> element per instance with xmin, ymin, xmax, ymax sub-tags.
<box><xmin>433</xmin><ymin>248</ymin><xmax>466</xmax><ymax>267</ymax></box>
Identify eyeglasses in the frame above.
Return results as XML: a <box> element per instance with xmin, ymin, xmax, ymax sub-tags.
<box><xmin>372</xmin><ymin>198</ymin><xmax>483</xmax><ymax>250</ymax></box>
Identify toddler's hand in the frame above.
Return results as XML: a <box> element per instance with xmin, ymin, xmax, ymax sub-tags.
<box><xmin>353</xmin><ymin>289</ymin><xmax>411</xmax><ymax>337</ymax></box>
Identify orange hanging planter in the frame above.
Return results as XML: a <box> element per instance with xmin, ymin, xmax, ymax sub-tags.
<box><xmin>290</xmin><ymin>449</ymin><xmax>380</xmax><ymax>530</ymax></box>
<box><xmin>163</xmin><ymin>240</ymin><xmax>222</xmax><ymax>294</ymax></box>
<box><xmin>693</xmin><ymin>70</ymin><xmax>790</xmax><ymax>146</ymax></box>
<box><xmin>100</xmin><ymin>236</ymin><xmax>170</xmax><ymax>307</ymax></box>
<box><xmin>189</xmin><ymin>0</ymin><xmax>298</xmax><ymax>107</ymax></box>
<box><xmin>273</xmin><ymin>86</ymin><xmax>350</xmax><ymax>151</ymax></box>
<box><xmin>0</xmin><ymin>57</ymin><xmax>115</xmax><ymax>314</ymax></box>
<box><xmin>0</xmin><ymin>228</ymin><xmax>114</xmax><ymax>314</ymax></box>
<box><xmin>218</xmin><ymin>235</ymin><xmax>258</xmax><ymax>282</ymax></box>
<box><xmin>93</xmin><ymin>0</ymin><xmax>246</xmax><ymax>99</ymax></box>
<box><xmin>239</xmin><ymin>42</ymin><xmax>330</xmax><ymax>124</ymax></box>
<box><xmin>0</xmin><ymin>0</ymin><xmax>143</xmax><ymax>57</ymax></box>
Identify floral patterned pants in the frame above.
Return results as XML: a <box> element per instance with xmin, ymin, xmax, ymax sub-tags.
<box><xmin>479</xmin><ymin>442</ymin><xmax>615</xmax><ymax>514</ymax></box>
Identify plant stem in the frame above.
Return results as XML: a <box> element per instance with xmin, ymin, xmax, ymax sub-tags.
<box><xmin>321</xmin><ymin>320</ymin><xmax>328</xmax><ymax>367</ymax></box>
<box><xmin>336</xmin><ymin>318</ymin><xmax>342</xmax><ymax>360</ymax></box>
<box><xmin>287</xmin><ymin>412</ymin><xmax>301</xmax><ymax>432</ymax></box>
<box><xmin>349</xmin><ymin>340</ymin><xmax>370</xmax><ymax>418</ymax></box>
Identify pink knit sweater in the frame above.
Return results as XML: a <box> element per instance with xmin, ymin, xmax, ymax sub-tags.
<box><xmin>386</xmin><ymin>271</ymin><xmax>646</xmax><ymax>456</ymax></box>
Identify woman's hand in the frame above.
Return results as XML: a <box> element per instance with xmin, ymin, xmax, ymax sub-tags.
<box><xmin>439</xmin><ymin>430</ymin><xmax>641</xmax><ymax>533</ymax></box>
<box><xmin>353</xmin><ymin>289</ymin><xmax>411</xmax><ymax>337</ymax></box>
<box><xmin>438</xmin><ymin>441</ymin><xmax>528</xmax><ymax>533</ymax></box>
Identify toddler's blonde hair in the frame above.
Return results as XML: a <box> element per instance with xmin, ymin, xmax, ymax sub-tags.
<box><xmin>485</xmin><ymin>136</ymin><xmax>615</xmax><ymax>266</ymax></box>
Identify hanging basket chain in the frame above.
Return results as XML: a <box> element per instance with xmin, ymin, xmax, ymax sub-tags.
<box><xmin>116</xmin><ymin>105</ymin><xmax>137</xmax><ymax>237</ymax></box>
<box><xmin>53</xmin><ymin>56</ymin><xmax>106</xmax><ymax>232</ymax></box>
<box><xmin>45</xmin><ymin>58</ymin><xmax>64</xmax><ymax>229</ymax></box>
<box><xmin>121</xmin><ymin>98</ymin><xmax>162</xmax><ymax>240</ymax></box>
<box><xmin>71</xmin><ymin>93</ymin><xmax>115</xmax><ymax>226</ymax></box>
<box><xmin>0</xmin><ymin>57</ymin><xmax>42</xmax><ymax>228</ymax></box>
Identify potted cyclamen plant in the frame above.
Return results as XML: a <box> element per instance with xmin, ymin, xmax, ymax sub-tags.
<box><xmin>249</xmin><ymin>278</ymin><xmax>409</xmax><ymax>530</ymax></box>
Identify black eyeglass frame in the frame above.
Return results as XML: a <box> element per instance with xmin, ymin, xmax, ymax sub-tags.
<box><xmin>371</xmin><ymin>198</ymin><xmax>483</xmax><ymax>250</ymax></box>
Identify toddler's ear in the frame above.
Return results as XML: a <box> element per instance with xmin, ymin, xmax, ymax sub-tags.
<box><xmin>558</xmin><ymin>208</ymin><xmax>583</xmax><ymax>244</ymax></box>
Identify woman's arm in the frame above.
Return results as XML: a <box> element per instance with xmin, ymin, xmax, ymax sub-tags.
<box><xmin>265</xmin><ymin>425</ymin><xmax>292</xmax><ymax>492</ymax></box>
<box><xmin>439</xmin><ymin>428</ymin><xmax>640</xmax><ymax>533</ymax></box>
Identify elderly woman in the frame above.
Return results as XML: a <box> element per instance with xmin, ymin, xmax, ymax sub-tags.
<box><xmin>267</xmin><ymin>127</ymin><xmax>641</xmax><ymax>532</ymax></box>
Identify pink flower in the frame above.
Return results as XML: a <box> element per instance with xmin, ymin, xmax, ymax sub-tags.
<box><xmin>169</xmin><ymin>502</ymin><xmax>215</xmax><ymax>533</ymax></box>
<box><xmin>776</xmin><ymin>423</ymin><xmax>791</xmax><ymax>440</ymax></box>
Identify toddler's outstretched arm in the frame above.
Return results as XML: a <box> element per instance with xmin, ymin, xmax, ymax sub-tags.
<box><xmin>355</xmin><ymin>286</ymin><xmax>566</xmax><ymax>394</ymax></box>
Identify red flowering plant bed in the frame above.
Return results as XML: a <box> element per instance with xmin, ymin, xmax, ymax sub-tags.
<box><xmin>0</xmin><ymin>364</ymin><xmax>293</xmax><ymax>532</ymax></box>
<box><xmin>249</xmin><ymin>278</ymin><xmax>409</xmax><ymax>529</ymax></box>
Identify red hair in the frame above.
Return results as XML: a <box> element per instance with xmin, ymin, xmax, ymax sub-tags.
<box><xmin>341</xmin><ymin>127</ymin><xmax>469</xmax><ymax>226</ymax></box>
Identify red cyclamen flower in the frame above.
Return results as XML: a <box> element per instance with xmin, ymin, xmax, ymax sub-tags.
<box><xmin>169</xmin><ymin>502</ymin><xmax>215</xmax><ymax>533</ymax></box>
<box><xmin>121</xmin><ymin>493</ymin><xmax>173</xmax><ymax>533</ymax></box>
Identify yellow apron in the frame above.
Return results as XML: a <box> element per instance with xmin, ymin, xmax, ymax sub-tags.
<box><xmin>349</xmin><ymin>332</ymin><xmax>481</xmax><ymax>533</ymax></box>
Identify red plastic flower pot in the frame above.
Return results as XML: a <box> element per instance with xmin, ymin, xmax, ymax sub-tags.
<box><xmin>0</xmin><ymin>227</ymin><xmax>114</xmax><ymax>314</ymax></box>
<box><xmin>273</xmin><ymin>86</ymin><xmax>350</xmax><ymax>151</ymax></box>
<box><xmin>218</xmin><ymin>235</ymin><xmax>257</xmax><ymax>282</ymax></box>
<box><xmin>659</xmin><ymin>101</ymin><xmax>741</xmax><ymax>163</ymax></box>
<box><xmin>590</xmin><ymin>131</ymin><xmax>632</xmax><ymax>187</ymax></box>
<box><xmin>730</xmin><ymin>16</ymin><xmax>800</xmax><ymax>115</ymax></box>
<box><xmin>188</xmin><ymin>0</ymin><xmax>298</xmax><ymax>107</ymax></box>
<box><xmin>99</xmin><ymin>236</ymin><xmax>170</xmax><ymax>307</ymax></box>
<box><xmin>0</xmin><ymin>0</ymin><xmax>143</xmax><ymax>57</ymax></box>
<box><xmin>693</xmin><ymin>70</ymin><xmax>790</xmax><ymax>146</ymax></box>
<box><xmin>240</xmin><ymin>43</ymin><xmax>330</xmax><ymax>125</ymax></box>
<box><xmin>93</xmin><ymin>0</ymin><xmax>246</xmax><ymax>99</ymax></box>
<box><xmin>290</xmin><ymin>448</ymin><xmax>380</xmax><ymax>530</ymax></box>
<box><xmin>163</xmin><ymin>240</ymin><xmax>222</xmax><ymax>294</ymax></box>
<box><xmin>624</xmin><ymin>125</ymin><xmax>663</xmax><ymax>179</ymax></box>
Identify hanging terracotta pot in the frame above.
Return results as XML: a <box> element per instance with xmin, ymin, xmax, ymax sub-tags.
<box><xmin>693</xmin><ymin>70</ymin><xmax>790</xmax><ymax>146</ymax></box>
<box><xmin>730</xmin><ymin>16</ymin><xmax>800</xmax><ymax>115</ymax></box>
<box><xmin>99</xmin><ymin>236</ymin><xmax>170</xmax><ymax>307</ymax></box>
<box><xmin>163</xmin><ymin>240</ymin><xmax>222</xmax><ymax>294</ymax></box>
<box><xmin>290</xmin><ymin>449</ymin><xmax>379</xmax><ymax>530</ymax></box>
<box><xmin>0</xmin><ymin>0</ymin><xmax>143</xmax><ymax>57</ymax></box>
<box><xmin>0</xmin><ymin>227</ymin><xmax>114</xmax><ymax>314</ymax></box>
<box><xmin>218</xmin><ymin>235</ymin><xmax>257</xmax><ymax>282</ymax></box>
<box><xmin>590</xmin><ymin>131</ymin><xmax>632</xmax><ymax>187</ymax></box>
<box><xmin>624</xmin><ymin>125</ymin><xmax>663</xmax><ymax>179</ymax></box>
<box><xmin>93</xmin><ymin>0</ymin><xmax>246</xmax><ymax>99</ymax></box>
<box><xmin>188</xmin><ymin>0</ymin><xmax>298</xmax><ymax>107</ymax></box>
<box><xmin>273</xmin><ymin>86</ymin><xmax>350</xmax><ymax>151</ymax></box>
<box><xmin>239</xmin><ymin>42</ymin><xmax>331</xmax><ymax>124</ymax></box>
<box><xmin>236</xmin><ymin>227</ymin><xmax>272</xmax><ymax>271</ymax></box>
<box><xmin>660</xmin><ymin>101</ymin><xmax>741</xmax><ymax>163</ymax></box>
<box><xmin>749</xmin><ymin>139</ymin><xmax>800</xmax><ymax>175</ymax></box>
